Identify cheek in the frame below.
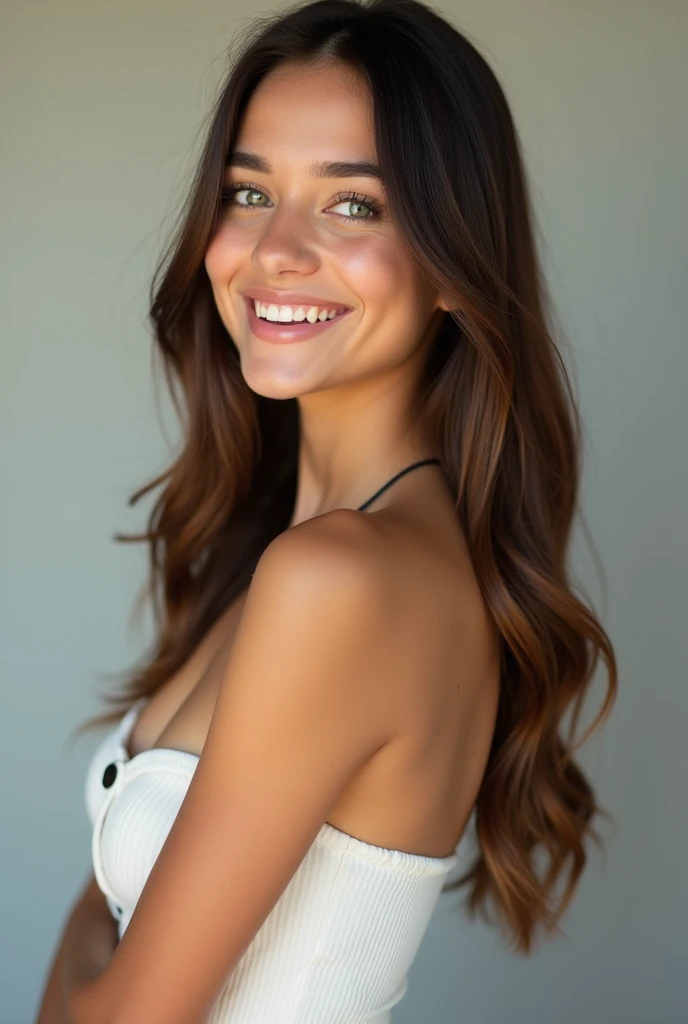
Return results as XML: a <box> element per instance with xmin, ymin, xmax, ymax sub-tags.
<box><xmin>338</xmin><ymin>234</ymin><xmax>409</xmax><ymax>304</ymax></box>
<box><xmin>340</xmin><ymin>235</ymin><xmax>429</xmax><ymax>334</ymax></box>
<box><xmin>204</xmin><ymin>226</ymin><xmax>241</xmax><ymax>285</ymax></box>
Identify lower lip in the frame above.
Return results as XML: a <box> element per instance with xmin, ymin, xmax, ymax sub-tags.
<box><xmin>243</xmin><ymin>296</ymin><xmax>353</xmax><ymax>344</ymax></box>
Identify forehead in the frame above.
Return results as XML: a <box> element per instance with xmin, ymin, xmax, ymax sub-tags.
<box><xmin>232</xmin><ymin>61</ymin><xmax>376</xmax><ymax>161</ymax></box>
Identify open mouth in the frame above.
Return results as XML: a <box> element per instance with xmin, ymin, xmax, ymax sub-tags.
<box><xmin>249</xmin><ymin>297</ymin><xmax>351</xmax><ymax>323</ymax></box>
<box><xmin>243</xmin><ymin>296</ymin><xmax>353</xmax><ymax>344</ymax></box>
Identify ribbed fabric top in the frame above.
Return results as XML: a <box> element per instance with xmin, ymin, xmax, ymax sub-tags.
<box><xmin>84</xmin><ymin>696</ymin><xmax>459</xmax><ymax>1023</ymax></box>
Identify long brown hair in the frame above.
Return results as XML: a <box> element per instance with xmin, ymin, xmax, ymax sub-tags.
<box><xmin>74</xmin><ymin>0</ymin><xmax>617</xmax><ymax>954</ymax></box>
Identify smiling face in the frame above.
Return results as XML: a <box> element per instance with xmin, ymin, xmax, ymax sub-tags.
<box><xmin>204</xmin><ymin>58</ymin><xmax>447</xmax><ymax>400</ymax></box>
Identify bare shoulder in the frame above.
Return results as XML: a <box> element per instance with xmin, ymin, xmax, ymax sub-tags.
<box><xmin>230</xmin><ymin>505</ymin><xmax>498</xmax><ymax>855</ymax></box>
<box><xmin>251</xmin><ymin>508</ymin><xmax>396</xmax><ymax>609</ymax></box>
<box><xmin>229</xmin><ymin>503</ymin><xmax>403</xmax><ymax>704</ymax></box>
<box><xmin>249</xmin><ymin>504</ymin><xmax>496</xmax><ymax>688</ymax></box>
<box><xmin>233</xmin><ymin>510</ymin><xmax>404</xmax><ymax>722</ymax></box>
<box><xmin>253</xmin><ymin>504</ymin><xmax>486</xmax><ymax>636</ymax></box>
<box><xmin>304</xmin><ymin>505</ymin><xmax>498</xmax><ymax>704</ymax></box>
<box><xmin>212</xmin><ymin>510</ymin><xmax>404</xmax><ymax>772</ymax></box>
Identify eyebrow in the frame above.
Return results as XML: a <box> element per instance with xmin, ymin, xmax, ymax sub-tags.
<box><xmin>225</xmin><ymin>150</ymin><xmax>384</xmax><ymax>181</ymax></box>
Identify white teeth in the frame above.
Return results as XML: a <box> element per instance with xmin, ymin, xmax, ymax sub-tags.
<box><xmin>252</xmin><ymin>298</ymin><xmax>343</xmax><ymax>323</ymax></box>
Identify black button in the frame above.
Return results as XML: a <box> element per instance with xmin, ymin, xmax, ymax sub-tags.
<box><xmin>102</xmin><ymin>762</ymin><xmax>118</xmax><ymax>788</ymax></box>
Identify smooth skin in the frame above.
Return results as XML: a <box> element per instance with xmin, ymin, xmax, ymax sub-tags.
<box><xmin>65</xmin><ymin>59</ymin><xmax>501</xmax><ymax>1024</ymax></box>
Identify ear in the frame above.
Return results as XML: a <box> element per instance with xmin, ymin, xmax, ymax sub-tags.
<box><xmin>436</xmin><ymin>295</ymin><xmax>451</xmax><ymax>313</ymax></box>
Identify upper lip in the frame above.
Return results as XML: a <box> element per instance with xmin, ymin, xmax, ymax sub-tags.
<box><xmin>242</xmin><ymin>287</ymin><xmax>352</xmax><ymax>310</ymax></box>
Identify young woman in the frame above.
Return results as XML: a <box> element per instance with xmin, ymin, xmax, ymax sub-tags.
<box><xmin>36</xmin><ymin>1</ymin><xmax>617</xmax><ymax>1021</ymax></box>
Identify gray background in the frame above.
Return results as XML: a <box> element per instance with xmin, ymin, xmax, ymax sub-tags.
<box><xmin>3</xmin><ymin>1</ymin><xmax>686</xmax><ymax>1021</ymax></box>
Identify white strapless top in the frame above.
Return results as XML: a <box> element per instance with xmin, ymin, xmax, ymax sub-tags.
<box><xmin>84</xmin><ymin>696</ymin><xmax>460</xmax><ymax>1023</ymax></box>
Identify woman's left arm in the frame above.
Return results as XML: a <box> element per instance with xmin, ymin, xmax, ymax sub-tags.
<box><xmin>68</xmin><ymin>514</ymin><xmax>396</xmax><ymax>1024</ymax></box>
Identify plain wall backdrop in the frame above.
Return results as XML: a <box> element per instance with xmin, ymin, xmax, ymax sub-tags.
<box><xmin>2</xmin><ymin>1</ymin><xmax>686</xmax><ymax>1021</ymax></box>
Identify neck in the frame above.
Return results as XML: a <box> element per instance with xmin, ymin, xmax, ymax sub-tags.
<box><xmin>288</xmin><ymin>377</ymin><xmax>438</xmax><ymax>526</ymax></box>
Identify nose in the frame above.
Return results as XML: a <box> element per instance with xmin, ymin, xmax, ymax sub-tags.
<box><xmin>250</xmin><ymin>203</ymin><xmax>321</xmax><ymax>278</ymax></box>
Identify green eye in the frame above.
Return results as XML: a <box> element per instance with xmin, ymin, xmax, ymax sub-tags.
<box><xmin>221</xmin><ymin>185</ymin><xmax>268</xmax><ymax>207</ymax></box>
<box><xmin>220</xmin><ymin>184</ymin><xmax>384</xmax><ymax>222</ymax></box>
<box><xmin>328</xmin><ymin>193</ymin><xmax>384</xmax><ymax>220</ymax></box>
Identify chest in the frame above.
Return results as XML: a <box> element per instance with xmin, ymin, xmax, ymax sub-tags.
<box><xmin>127</xmin><ymin>588</ymin><xmax>250</xmax><ymax>758</ymax></box>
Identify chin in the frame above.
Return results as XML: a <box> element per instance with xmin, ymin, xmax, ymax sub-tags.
<box><xmin>237</xmin><ymin>355</ymin><xmax>314</xmax><ymax>401</ymax></box>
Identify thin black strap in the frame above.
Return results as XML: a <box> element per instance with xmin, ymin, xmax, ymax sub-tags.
<box><xmin>356</xmin><ymin>458</ymin><xmax>442</xmax><ymax>512</ymax></box>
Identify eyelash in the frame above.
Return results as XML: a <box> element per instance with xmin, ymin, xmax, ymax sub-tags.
<box><xmin>220</xmin><ymin>182</ymin><xmax>384</xmax><ymax>221</ymax></box>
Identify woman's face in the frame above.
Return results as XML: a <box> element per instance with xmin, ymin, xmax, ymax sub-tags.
<box><xmin>204</xmin><ymin>59</ymin><xmax>446</xmax><ymax>399</ymax></box>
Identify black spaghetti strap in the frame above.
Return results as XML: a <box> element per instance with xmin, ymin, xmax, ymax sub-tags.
<box><xmin>356</xmin><ymin>458</ymin><xmax>442</xmax><ymax>512</ymax></box>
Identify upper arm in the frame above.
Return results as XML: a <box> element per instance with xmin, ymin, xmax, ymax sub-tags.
<box><xmin>78</xmin><ymin>512</ymin><xmax>396</xmax><ymax>1024</ymax></box>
